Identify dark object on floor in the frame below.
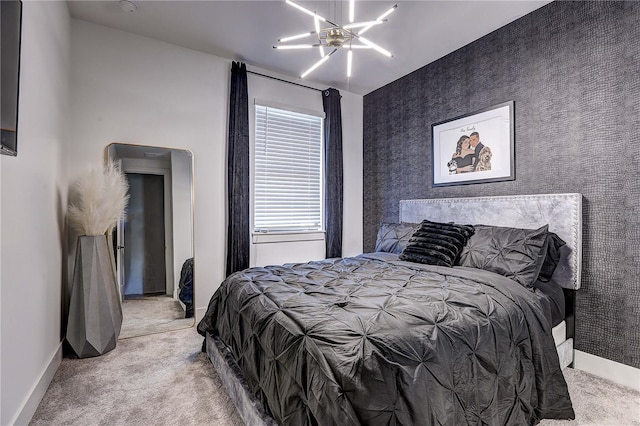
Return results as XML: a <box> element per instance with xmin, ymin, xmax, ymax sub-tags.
<box><xmin>178</xmin><ymin>258</ymin><xmax>194</xmax><ymax>318</ymax></box>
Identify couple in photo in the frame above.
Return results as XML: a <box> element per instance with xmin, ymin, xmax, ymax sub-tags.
<box><xmin>447</xmin><ymin>131</ymin><xmax>492</xmax><ymax>174</ymax></box>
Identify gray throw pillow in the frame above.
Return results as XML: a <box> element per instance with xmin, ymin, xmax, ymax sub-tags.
<box><xmin>538</xmin><ymin>232</ymin><xmax>566</xmax><ymax>282</ymax></box>
<box><xmin>375</xmin><ymin>222</ymin><xmax>420</xmax><ymax>254</ymax></box>
<box><xmin>458</xmin><ymin>224</ymin><xmax>549</xmax><ymax>288</ymax></box>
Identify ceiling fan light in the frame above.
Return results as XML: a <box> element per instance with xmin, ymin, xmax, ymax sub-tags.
<box><xmin>276</xmin><ymin>2</ymin><xmax>396</xmax><ymax>82</ymax></box>
<box><xmin>326</xmin><ymin>28</ymin><xmax>346</xmax><ymax>47</ymax></box>
<box><xmin>343</xmin><ymin>20</ymin><xmax>384</xmax><ymax>30</ymax></box>
<box><xmin>358</xmin><ymin>24</ymin><xmax>373</xmax><ymax>35</ymax></box>
<box><xmin>274</xmin><ymin>44</ymin><xmax>315</xmax><ymax>49</ymax></box>
<box><xmin>285</xmin><ymin>0</ymin><xmax>326</xmax><ymax>22</ymax></box>
<box><xmin>359</xmin><ymin>4</ymin><xmax>397</xmax><ymax>35</ymax></box>
<box><xmin>278</xmin><ymin>32</ymin><xmax>315</xmax><ymax>43</ymax></box>
<box><xmin>301</xmin><ymin>55</ymin><xmax>331</xmax><ymax>79</ymax></box>
<box><xmin>377</xmin><ymin>4</ymin><xmax>398</xmax><ymax>21</ymax></box>
<box><xmin>349</xmin><ymin>0</ymin><xmax>355</xmax><ymax>23</ymax></box>
<box><xmin>358</xmin><ymin>36</ymin><xmax>392</xmax><ymax>57</ymax></box>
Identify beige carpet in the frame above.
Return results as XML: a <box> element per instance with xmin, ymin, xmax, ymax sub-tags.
<box><xmin>540</xmin><ymin>369</ymin><xmax>640</xmax><ymax>426</ymax></box>
<box><xmin>32</xmin><ymin>327</ymin><xmax>242</xmax><ymax>426</ymax></box>
<box><xmin>32</xmin><ymin>327</ymin><xmax>640</xmax><ymax>425</ymax></box>
<box><xmin>119</xmin><ymin>295</ymin><xmax>194</xmax><ymax>339</ymax></box>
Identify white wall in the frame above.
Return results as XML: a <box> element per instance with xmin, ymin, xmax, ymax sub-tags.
<box><xmin>171</xmin><ymin>150</ymin><xmax>194</xmax><ymax>294</ymax></box>
<box><xmin>68</xmin><ymin>20</ymin><xmax>363</xmax><ymax>322</ymax></box>
<box><xmin>0</xmin><ymin>1</ymin><xmax>70</xmax><ymax>424</ymax></box>
<box><xmin>68</xmin><ymin>19</ymin><xmax>227</xmax><ymax>323</ymax></box>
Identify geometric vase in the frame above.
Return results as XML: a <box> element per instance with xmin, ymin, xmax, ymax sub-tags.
<box><xmin>66</xmin><ymin>235</ymin><xmax>123</xmax><ymax>358</ymax></box>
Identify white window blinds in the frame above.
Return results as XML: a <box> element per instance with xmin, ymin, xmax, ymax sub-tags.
<box><xmin>254</xmin><ymin>104</ymin><xmax>324</xmax><ymax>233</ymax></box>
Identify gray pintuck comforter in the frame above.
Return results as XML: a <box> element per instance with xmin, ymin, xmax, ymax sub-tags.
<box><xmin>198</xmin><ymin>253</ymin><xmax>575</xmax><ymax>425</ymax></box>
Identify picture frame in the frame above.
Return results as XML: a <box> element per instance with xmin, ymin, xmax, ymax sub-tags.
<box><xmin>0</xmin><ymin>0</ymin><xmax>23</xmax><ymax>156</ymax></box>
<box><xmin>432</xmin><ymin>100</ymin><xmax>514</xmax><ymax>187</ymax></box>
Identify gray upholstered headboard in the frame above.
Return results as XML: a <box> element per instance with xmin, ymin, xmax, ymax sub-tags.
<box><xmin>399</xmin><ymin>193</ymin><xmax>582</xmax><ymax>290</ymax></box>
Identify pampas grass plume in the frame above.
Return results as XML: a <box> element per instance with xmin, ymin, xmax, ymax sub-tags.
<box><xmin>68</xmin><ymin>161</ymin><xmax>130</xmax><ymax>236</ymax></box>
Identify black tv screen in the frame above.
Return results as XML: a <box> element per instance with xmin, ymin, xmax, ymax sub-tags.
<box><xmin>1</xmin><ymin>0</ymin><xmax>22</xmax><ymax>156</ymax></box>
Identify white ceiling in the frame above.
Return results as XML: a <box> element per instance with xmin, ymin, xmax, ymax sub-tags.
<box><xmin>67</xmin><ymin>0</ymin><xmax>551</xmax><ymax>95</ymax></box>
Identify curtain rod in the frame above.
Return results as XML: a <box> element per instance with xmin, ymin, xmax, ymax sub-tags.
<box><xmin>247</xmin><ymin>70</ymin><xmax>323</xmax><ymax>93</ymax></box>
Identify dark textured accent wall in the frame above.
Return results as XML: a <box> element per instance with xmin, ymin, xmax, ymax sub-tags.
<box><xmin>363</xmin><ymin>1</ymin><xmax>639</xmax><ymax>368</ymax></box>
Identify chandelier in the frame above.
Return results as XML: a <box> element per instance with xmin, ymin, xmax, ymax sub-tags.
<box><xmin>274</xmin><ymin>0</ymin><xmax>397</xmax><ymax>79</ymax></box>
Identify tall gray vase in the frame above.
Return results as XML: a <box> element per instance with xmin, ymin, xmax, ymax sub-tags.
<box><xmin>66</xmin><ymin>235</ymin><xmax>122</xmax><ymax>358</ymax></box>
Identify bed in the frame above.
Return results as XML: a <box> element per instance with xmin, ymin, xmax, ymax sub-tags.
<box><xmin>198</xmin><ymin>193</ymin><xmax>581</xmax><ymax>425</ymax></box>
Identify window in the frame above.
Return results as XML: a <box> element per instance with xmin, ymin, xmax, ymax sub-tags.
<box><xmin>254</xmin><ymin>103</ymin><xmax>324</xmax><ymax>233</ymax></box>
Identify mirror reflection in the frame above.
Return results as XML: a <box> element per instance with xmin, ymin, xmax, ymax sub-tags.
<box><xmin>107</xmin><ymin>143</ymin><xmax>194</xmax><ymax>339</ymax></box>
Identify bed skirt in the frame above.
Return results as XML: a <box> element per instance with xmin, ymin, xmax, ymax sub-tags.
<box><xmin>205</xmin><ymin>332</ymin><xmax>277</xmax><ymax>426</ymax></box>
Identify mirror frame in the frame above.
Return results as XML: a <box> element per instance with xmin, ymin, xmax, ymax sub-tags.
<box><xmin>106</xmin><ymin>142</ymin><xmax>195</xmax><ymax>336</ymax></box>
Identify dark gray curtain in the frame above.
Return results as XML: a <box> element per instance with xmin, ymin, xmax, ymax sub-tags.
<box><xmin>226</xmin><ymin>61</ymin><xmax>249</xmax><ymax>276</ymax></box>
<box><xmin>322</xmin><ymin>88</ymin><xmax>343</xmax><ymax>258</ymax></box>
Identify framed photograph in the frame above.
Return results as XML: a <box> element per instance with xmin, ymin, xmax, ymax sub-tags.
<box><xmin>1</xmin><ymin>0</ymin><xmax>23</xmax><ymax>156</ymax></box>
<box><xmin>432</xmin><ymin>101</ymin><xmax>514</xmax><ymax>187</ymax></box>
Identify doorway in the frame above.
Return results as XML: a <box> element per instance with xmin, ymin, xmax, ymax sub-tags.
<box><xmin>124</xmin><ymin>173</ymin><xmax>166</xmax><ymax>297</ymax></box>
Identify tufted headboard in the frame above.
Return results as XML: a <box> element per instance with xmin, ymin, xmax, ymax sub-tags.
<box><xmin>399</xmin><ymin>193</ymin><xmax>582</xmax><ymax>290</ymax></box>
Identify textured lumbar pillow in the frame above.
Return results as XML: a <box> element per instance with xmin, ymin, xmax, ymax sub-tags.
<box><xmin>400</xmin><ymin>220</ymin><xmax>475</xmax><ymax>267</ymax></box>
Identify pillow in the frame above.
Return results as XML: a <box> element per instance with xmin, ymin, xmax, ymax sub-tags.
<box><xmin>537</xmin><ymin>232</ymin><xmax>566</xmax><ymax>282</ymax></box>
<box><xmin>458</xmin><ymin>224</ymin><xmax>549</xmax><ymax>288</ymax></box>
<box><xmin>399</xmin><ymin>220</ymin><xmax>475</xmax><ymax>267</ymax></box>
<box><xmin>375</xmin><ymin>222</ymin><xmax>420</xmax><ymax>254</ymax></box>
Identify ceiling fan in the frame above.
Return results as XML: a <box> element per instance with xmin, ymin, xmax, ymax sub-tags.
<box><xmin>274</xmin><ymin>0</ymin><xmax>397</xmax><ymax>79</ymax></box>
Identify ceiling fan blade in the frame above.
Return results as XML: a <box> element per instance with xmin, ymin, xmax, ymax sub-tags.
<box><xmin>301</xmin><ymin>48</ymin><xmax>337</xmax><ymax>78</ymax></box>
<box><xmin>285</xmin><ymin>0</ymin><xmax>327</xmax><ymax>22</ymax></box>
<box><xmin>278</xmin><ymin>31</ymin><xmax>316</xmax><ymax>43</ymax></box>
<box><xmin>349</xmin><ymin>0</ymin><xmax>355</xmax><ymax>23</ymax></box>
<box><xmin>357</xmin><ymin>36</ymin><xmax>392</xmax><ymax>57</ymax></box>
<box><xmin>359</xmin><ymin>4</ymin><xmax>397</xmax><ymax>35</ymax></box>
<box><xmin>273</xmin><ymin>44</ymin><xmax>317</xmax><ymax>50</ymax></box>
<box><xmin>314</xmin><ymin>15</ymin><xmax>323</xmax><ymax>59</ymax></box>
<box><xmin>347</xmin><ymin>49</ymin><xmax>353</xmax><ymax>77</ymax></box>
<box><xmin>377</xmin><ymin>4</ymin><xmax>398</xmax><ymax>20</ymax></box>
<box><xmin>343</xmin><ymin>20</ymin><xmax>385</xmax><ymax>30</ymax></box>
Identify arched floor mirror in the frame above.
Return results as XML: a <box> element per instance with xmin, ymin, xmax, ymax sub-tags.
<box><xmin>107</xmin><ymin>143</ymin><xmax>195</xmax><ymax>339</ymax></box>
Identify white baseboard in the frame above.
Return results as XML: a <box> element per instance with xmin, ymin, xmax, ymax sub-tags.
<box><xmin>574</xmin><ymin>350</ymin><xmax>640</xmax><ymax>392</ymax></box>
<box><xmin>195</xmin><ymin>306</ymin><xmax>207</xmax><ymax>323</ymax></box>
<box><xmin>10</xmin><ymin>343</ymin><xmax>62</xmax><ymax>426</ymax></box>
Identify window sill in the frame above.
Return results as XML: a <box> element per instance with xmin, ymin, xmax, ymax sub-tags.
<box><xmin>252</xmin><ymin>231</ymin><xmax>325</xmax><ymax>244</ymax></box>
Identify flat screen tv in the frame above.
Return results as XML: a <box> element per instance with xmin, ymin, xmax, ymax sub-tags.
<box><xmin>1</xmin><ymin>0</ymin><xmax>22</xmax><ymax>156</ymax></box>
